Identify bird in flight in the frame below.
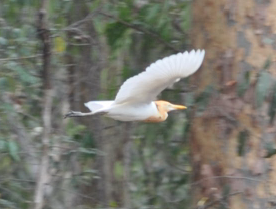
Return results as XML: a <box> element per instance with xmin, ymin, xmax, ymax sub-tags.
<box><xmin>65</xmin><ymin>50</ymin><xmax>205</xmax><ymax>122</ymax></box>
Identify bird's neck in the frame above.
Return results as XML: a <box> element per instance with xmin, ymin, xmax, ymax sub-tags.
<box><xmin>153</xmin><ymin>101</ymin><xmax>168</xmax><ymax>120</ymax></box>
<box><xmin>142</xmin><ymin>101</ymin><xmax>168</xmax><ymax>123</ymax></box>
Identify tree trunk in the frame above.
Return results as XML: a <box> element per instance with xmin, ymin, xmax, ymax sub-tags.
<box><xmin>190</xmin><ymin>0</ymin><xmax>276</xmax><ymax>208</ymax></box>
<box><xmin>33</xmin><ymin>0</ymin><xmax>52</xmax><ymax>208</ymax></box>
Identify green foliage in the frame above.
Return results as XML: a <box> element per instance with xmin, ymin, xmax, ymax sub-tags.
<box><xmin>105</xmin><ymin>22</ymin><xmax>129</xmax><ymax>50</ymax></box>
<box><xmin>66</xmin><ymin>121</ymin><xmax>86</xmax><ymax>138</ymax></box>
<box><xmin>103</xmin><ymin>1</ymin><xmax>189</xmax><ymax>55</ymax></box>
<box><xmin>7</xmin><ymin>140</ymin><xmax>20</xmax><ymax>162</ymax></box>
<box><xmin>117</xmin><ymin>2</ymin><xmax>133</xmax><ymax>21</ymax></box>
<box><xmin>7</xmin><ymin>62</ymin><xmax>38</xmax><ymax>84</ymax></box>
<box><xmin>137</xmin><ymin>2</ymin><xmax>175</xmax><ymax>41</ymax></box>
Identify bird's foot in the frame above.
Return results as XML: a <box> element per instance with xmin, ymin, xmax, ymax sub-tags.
<box><xmin>64</xmin><ymin>111</ymin><xmax>83</xmax><ymax>119</ymax></box>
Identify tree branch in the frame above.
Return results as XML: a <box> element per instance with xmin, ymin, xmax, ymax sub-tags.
<box><xmin>189</xmin><ymin>175</ymin><xmax>263</xmax><ymax>188</ymax></box>
<box><xmin>0</xmin><ymin>54</ymin><xmax>43</xmax><ymax>62</ymax></box>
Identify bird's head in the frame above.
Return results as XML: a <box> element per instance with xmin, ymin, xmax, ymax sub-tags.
<box><xmin>155</xmin><ymin>100</ymin><xmax>187</xmax><ymax>113</ymax></box>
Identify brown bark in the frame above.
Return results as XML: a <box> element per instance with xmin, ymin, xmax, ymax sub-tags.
<box><xmin>190</xmin><ymin>0</ymin><xmax>276</xmax><ymax>208</ymax></box>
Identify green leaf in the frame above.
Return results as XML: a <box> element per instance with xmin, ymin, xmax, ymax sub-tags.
<box><xmin>237</xmin><ymin>130</ymin><xmax>249</xmax><ymax>156</ymax></box>
<box><xmin>48</xmin><ymin>0</ymin><xmax>57</xmax><ymax>16</ymax></box>
<box><xmin>6</xmin><ymin>62</ymin><xmax>37</xmax><ymax>84</ymax></box>
<box><xmin>118</xmin><ymin>3</ymin><xmax>132</xmax><ymax>21</ymax></box>
<box><xmin>89</xmin><ymin>0</ymin><xmax>101</xmax><ymax>11</ymax></box>
<box><xmin>144</xmin><ymin>4</ymin><xmax>160</xmax><ymax>25</ymax></box>
<box><xmin>256</xmin><ymin>71</ymin><xmax>272</xmax><ymax>107</ymax></box>
<box><xmin>105</xmin><ymin>22</ymin><xmax>128</xmax><ymax>50</ymax></box>
<box><xmin>66</xmin><ymin>121</ymin><xmax>86</xmax><ymax>137</ymax></box>
<box><xmin>8</xmin><ymin>140</ymin><xmax>20</xmax><ymax>161</ymax></box>
<box><xmin>15</xmin><ymin>66</ymin><xmax>37</xmax><ymax>84</ymax></box>
<box><xmin>181</xmin><ymin>4</ymin><xmax>191</xmax><ymax>31</ymax></box>
<box><xmin>54</xmin><ymin>36</ymin><xmax>66</xmax><ymax>53</ymax></box>
<box><xmin>122</xmin><ymin>65</ymin><xmax>133</xmax><ymax>80</ymax></box>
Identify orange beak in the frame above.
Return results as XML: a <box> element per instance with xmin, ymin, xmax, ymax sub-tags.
<box><xmin>171</xmin><ymin>104</ymin><xmax>187</xmax><ymax>110</ymax></box>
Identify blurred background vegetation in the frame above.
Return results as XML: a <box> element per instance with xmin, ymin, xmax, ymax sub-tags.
<box><xmin>1</xmin><ymin>0</ymin><xmax>276</xmax><ymax>209</ymax></box>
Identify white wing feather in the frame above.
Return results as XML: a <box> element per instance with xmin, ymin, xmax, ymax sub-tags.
<box><xmin>114</xmin><ymin>49</ymin><xmax>205</xmax><ymax>104</ymax></box>
<box><xmin>84</xmin><ymin>101</ymin><xmax>113</xmax><ymax>112</ymax></box>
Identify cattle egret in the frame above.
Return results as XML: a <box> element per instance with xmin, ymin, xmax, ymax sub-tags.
<box><xmin>65</xmin><ymin>50</ymin><xmax>205</xmax><ymax>122</ymax></box>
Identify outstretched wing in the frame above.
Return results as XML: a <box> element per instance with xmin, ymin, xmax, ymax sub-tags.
<box><xmin>114</xmin><ymin>50</ymin><xmax>205</xmax><ymax>104</ymax></box>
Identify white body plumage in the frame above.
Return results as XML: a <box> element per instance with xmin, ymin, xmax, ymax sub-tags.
<box><xmin>85</xmin><ymin>101</ymin><xmax>159</xmax><ymax>121</ymax></box>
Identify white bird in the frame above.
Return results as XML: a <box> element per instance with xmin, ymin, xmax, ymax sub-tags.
<box><xmin>65</xmin><ymin>50</ymin><xmax>205</xmax><ymax>122</ymax></box>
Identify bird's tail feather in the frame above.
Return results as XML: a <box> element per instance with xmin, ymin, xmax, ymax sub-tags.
<box><xmin>84</xmin><ymin>100</ymin><xmax>114</xmax><ymax>114</ymax></box>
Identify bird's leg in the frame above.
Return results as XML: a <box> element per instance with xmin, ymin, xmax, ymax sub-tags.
<box><xmin>64</xmin><ymin>111</ymin><xmax>94</xmax><ymax>119</ymax></box>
